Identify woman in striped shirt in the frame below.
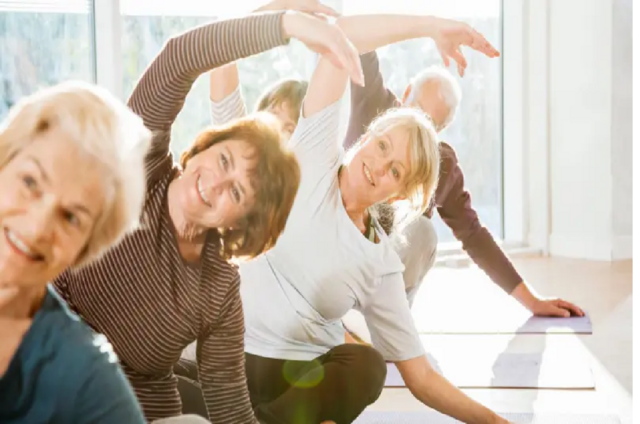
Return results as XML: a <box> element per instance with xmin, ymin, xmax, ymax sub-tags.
<box><xmin>0</xmin><ymin>82</ymin><xmax>150</xmax><ymax>423</ymax></box>
<box><xmin>52</xmin><ymin>10</ymin><xmax>363</xmax><ymax>424</ymax></box>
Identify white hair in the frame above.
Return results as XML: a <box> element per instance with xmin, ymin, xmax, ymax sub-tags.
<box><xmin>405</xmin><ymin>66</ymin><xmax>462</xmax><ymax>131</ymax></box>
<box><xmin>0</xmin><ymin>80</ymin><xmax>152</xmax><ymax>267</ymax></box>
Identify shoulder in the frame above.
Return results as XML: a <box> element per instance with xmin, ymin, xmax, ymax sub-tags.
<box><xmin>42</xmin><ymin>288</ymin><xmax>126</xmax><ymax>390</ymax></box>
<box><xmin>46</xmin><ymin>289</ymin><xmax>120</xmax><ymax>369</ymax></box>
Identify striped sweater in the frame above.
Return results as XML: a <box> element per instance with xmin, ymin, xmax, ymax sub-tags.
<box><xmin>54</xmin><ymin>12</ymin><xmax>289</xmax><ymax>423</ymax></box>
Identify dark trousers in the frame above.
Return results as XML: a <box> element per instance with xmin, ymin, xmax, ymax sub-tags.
<box><xmin>173</xmin><ymin>359</ymin><xmax>209</xmax><ymax>420</ymax></box>
<box><xmin>246</xmin><ymin>344</ymin><xmax>386</xmax><ymax>424</ymax></box>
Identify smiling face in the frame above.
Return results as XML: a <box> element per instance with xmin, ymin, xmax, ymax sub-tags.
<box><xmin>343</xmin><ymin>125</ymin><xmax>413</xmax><ymax>206</ymax></box>
<box><xmin>0</xmin><ymin>127</ymin><xmax>106</xmax><ymax>288</ymax></box>
<box><xmin>176</xmin><ymin>138</ymin><xmax>257</xmax><ymax>229</ymax></box>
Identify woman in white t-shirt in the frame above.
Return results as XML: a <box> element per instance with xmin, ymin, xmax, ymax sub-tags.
<box><xmin>185</xmin><ymin>5</ymin><xmax>509</xmax><ymax>424</ymax></box>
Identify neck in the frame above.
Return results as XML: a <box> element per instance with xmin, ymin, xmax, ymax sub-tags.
<box><xmin>0</xmin><ymin>284</ymin><xmax>45</xmax><ymax>319</ymax></box>
<box><xmin>339</xmin><ymin>168</ymin><xmax>370</xmax><ymax>226</ymax></box>
<box><xmin>167</xmin><ymin>178</ymin><xmax>207</xmax><ymax>245</ymax></box>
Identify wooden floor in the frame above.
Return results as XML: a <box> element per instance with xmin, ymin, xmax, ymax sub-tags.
<box><xmin>368</xmin><ymin>257</ymin><xmax>633</xmax><ymax>423</ymax></box>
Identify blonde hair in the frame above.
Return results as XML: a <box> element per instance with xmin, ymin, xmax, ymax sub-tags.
<box><xmin>348</xmin><ymin>107</ymin><xmax>440</xmax><ymax>228</ymax></box>
<box><xmin>0</xmin><ymin>81</ymin><xmax>151</xmax><ymax>268</ymax></box>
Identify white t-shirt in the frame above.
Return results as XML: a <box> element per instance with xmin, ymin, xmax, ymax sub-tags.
<box><xmin>211</xmin><ymin>88</ymin><xmax>425</xmax><ymax>362</ymax></box>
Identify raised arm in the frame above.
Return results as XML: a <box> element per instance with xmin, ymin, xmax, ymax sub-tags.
<box><xmin>128</xmin><ymin>12</ymin><xmax>289</xmax><ymax>186</ymax></box>
<box><xmin>209</xmin><ymin>64</ymin><xmax>247</xmax><ymax>126</ymax></box>
<box><xmin>304</xmin><ymin>14</ymin><xmax>499</xmax><ymax>118</ymax></box>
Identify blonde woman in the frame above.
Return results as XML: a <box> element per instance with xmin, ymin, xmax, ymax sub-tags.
<box><xmin>0</xmin><ymin>81</ymin><xmax>150</xmax><ymax>423</ymax></box>
<box><xmin>198</xmin><ymin>4</ymin><xmax>508</xmax><ymax>424</ymax></box>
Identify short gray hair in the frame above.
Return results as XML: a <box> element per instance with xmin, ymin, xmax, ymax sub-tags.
<box><xmin>405</xmin><ymin>66</ymin><xmax>462</xmax><ymax>131</ymax></box>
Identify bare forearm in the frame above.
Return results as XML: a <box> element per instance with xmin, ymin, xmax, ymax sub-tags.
<box><xmin>511</xmin><ymin>281</ymin><xmax>538</xmax><ymax>311</ymax></box>
<box><xmin>337</xmin><ymin>15</ymin><xmax>437</xmax><ymax>55</ymax></box>
<box><xmin>209</xmin><ymin>63</ymin><xmax>240</xmax><ymax>102</ymax></box>
<box><xmin>400</xmin><ymin>359</ymin><xmax>504</xmax><ymax>424</ymax></box>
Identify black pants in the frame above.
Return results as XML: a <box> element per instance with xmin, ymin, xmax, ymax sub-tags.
<box><xmin>246</xmin><ymin>344</ymin><xmax>386</xmax><ymax>424</ymax></box>
<box><xmin>173</xmin><ymin>359</ymin><xmax>209</xmax><ymax>420</ymax></box>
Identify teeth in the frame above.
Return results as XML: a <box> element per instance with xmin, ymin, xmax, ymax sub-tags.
<box><xmin>197</xmin><ymin>176</ymin><xmax>211</xmax><ymax>206</ymax></box>
<box><xmin>364</xmin><ymin>165</ymin><xmax>374</xmax><ymax>186</ymax></box>
<box><xmin>6</xmin><ymin>229</ymin><xmax>38</xmax><ymax>259</ymax></box>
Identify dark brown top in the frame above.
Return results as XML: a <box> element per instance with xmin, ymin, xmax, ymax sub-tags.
<box><xmin>54</xmin><ymin>12</ymin><xmax>289</xmax><ymax>423</ymax></box>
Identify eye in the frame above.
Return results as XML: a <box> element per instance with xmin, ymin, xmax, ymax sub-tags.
<box><xmin>391</xmin><ymin>167</ymin><xmax>401</xmax><ymax>181</ymax></box>
<box><xmin>63</xmin><ymin>210</ymin><xmax>80</xmax><ymax>228</ymax></box>
<box><xmin>220</xmin><ymin>153</ymin><xmax>229</xmax><ymax>171</ymax></box>
<box><xmin>230</xmin><ymin>185</ymin><xmax>241</xmax><ymax>203</ymax></box>
<box><xmin>23</xmin><ymin>174</ymin><xmax>38</xmax><ymax>191</ymax></box>
<box><xmin>378</xmin><ymin>139</ymin><xmax>387</xmax><ymax>152</ymax></box>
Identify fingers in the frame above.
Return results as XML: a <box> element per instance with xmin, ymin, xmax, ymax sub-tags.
<box><xmin>555</xmin><ymin>299</ymin><xmax>585</xmax><ymax>317</ymax></box>
<box><xmin>332</xmin><ymin>27</ymin><xmax>364</xmax><ymax>85</ymax></box>
<box><xmin>438</xmin><ymin>49</ymin><xmax>450</xmax><ymax>67</ymax></box>
<box><xmin>548</xmin><ymin>304</ymin><xmax>571</xmax><ymax>318</ymax></box>
<box><xmin>469</xmin><ymin>28</ymin><xmax>500</xmax><ymax>57</ymax></box>
<box><xmin>449</xmin><ymin>47</ymin><xmax>467</xmax><ymax>76</ymax></box>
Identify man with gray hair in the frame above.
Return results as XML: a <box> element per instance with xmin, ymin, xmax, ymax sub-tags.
<box><xmin>343</xmin><ymin>51</ymin><xmax>583</xmax><ymax>343</ymax></box>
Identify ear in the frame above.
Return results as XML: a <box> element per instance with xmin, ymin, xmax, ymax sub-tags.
<box><xmin>401</xmin><ymin>85</ymin><xmax>412</xmax><ymax>104</ymax></box>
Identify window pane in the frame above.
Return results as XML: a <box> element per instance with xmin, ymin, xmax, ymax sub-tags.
<box><xmin>344</xmin><ymin>0</ymin><xmax>503</xmax><ymax>242</ymax></box>
<box><xmin>0</xmin><ymin>0</ymin><xmax>94</xmax><ymax>118</ymax></box>
<box><xmin>121</xmin><ymin>1</ymin><xmax>313</xmax><ymax>158</ymax></box>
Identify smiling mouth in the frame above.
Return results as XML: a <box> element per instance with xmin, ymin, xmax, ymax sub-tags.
<box><xmin>196</xmin><ymin>176</ymin><xmax>212</xmax><ymax>207</ymax></box>
<box><xmin>4</xmin><ymin>227</ymin><xmax>44</xmax><ymax>261</ymax></box>
<box><xmin>363</xmin><ymin>163</ymin><xmax>375</xmax><ymax>187</ymax></box>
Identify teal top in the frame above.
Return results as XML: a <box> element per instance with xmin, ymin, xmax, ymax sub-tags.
<box><xmin>0</xmin><ymin>285</ymin><xmax>144</xmax><ymax>424</ymax></box>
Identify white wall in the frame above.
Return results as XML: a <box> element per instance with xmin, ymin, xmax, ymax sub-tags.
<box><xmin>523</xmin><ymin>0</ymin><xmax>632</xmax><ymax>260</ymax></box>
<box><xmin>611</xmin><ymin>0</ymin><xmax>633</xmax><ymax>258</ymax></box>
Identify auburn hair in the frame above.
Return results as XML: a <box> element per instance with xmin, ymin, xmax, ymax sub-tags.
<box><xmin>180</xmin><ymin>112</ymin><xmax>300</xmax><ymax>261</ymax></box>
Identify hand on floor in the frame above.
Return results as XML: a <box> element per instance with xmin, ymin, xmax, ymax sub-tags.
<box><xmin>530</xmin><ymin>298</ymin><xmax>585</xmax><ymax>318</ymax></box>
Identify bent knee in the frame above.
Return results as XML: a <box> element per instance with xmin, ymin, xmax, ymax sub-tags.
<box><xmin>333</xmin><ymin>344</ymin><xmax>386</xmax><ymax>394</ymax></box>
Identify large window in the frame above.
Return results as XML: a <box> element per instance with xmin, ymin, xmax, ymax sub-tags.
<box><xmin>121</xmin><ymin>0</ymin><xmax>314</xmax><ymax>158</ymax></box>
<box><xmin>1</xmin><ymin>0</ymin><xmax>504</xmax><ymax>246</ymax></box>
<box><xmin>344</xmin><ymin>0</ymin><xmax>504</xmax><ymax>243</ymax></box>
<box><xmin>0</xmin><ymin>0</ymin><xmax>95</xmax><ymax>118</ymax></box>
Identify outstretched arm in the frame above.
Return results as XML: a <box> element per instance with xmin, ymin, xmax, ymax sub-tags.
<box><xmin>304</xmin><ymin>13</ymin><xmax>499</xmax><ymax>119</ymax></box>
<box><xmin>364</xmin><ymin>274</ymin><xmax>510</xmax><ymax>424</ymax></box>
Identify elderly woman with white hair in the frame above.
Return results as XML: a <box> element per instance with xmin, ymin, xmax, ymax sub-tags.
<box><xmin>193</xmin><ymin>6</ymin><xmax>510</xmax><ymax>423</ymax></box>
<box><xmin>0</xmin><ymin>81</ymin><xmax>150</xmax><ymax>423</ymax></box>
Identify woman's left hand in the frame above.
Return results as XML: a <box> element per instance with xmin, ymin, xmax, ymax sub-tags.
<box><xmin>428</xmin><ymin>17</ymin><xmax>500</xmax><ymax>77</ymax></box>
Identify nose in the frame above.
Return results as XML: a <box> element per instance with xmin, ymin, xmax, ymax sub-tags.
<box><xmin>26</xmin><ymin>200</ymin><xmax>55</xmax><ymax>243</ymax></box>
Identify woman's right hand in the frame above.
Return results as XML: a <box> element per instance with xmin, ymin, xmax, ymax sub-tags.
<box><xmin>281</xmin><ymin>11</ymin><xmax>364</xmax><ymax>86</ymax></box>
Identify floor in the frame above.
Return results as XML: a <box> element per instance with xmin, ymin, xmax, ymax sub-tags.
<box><xmin>366</xmin><ymin>257</ymin><xmax>633</xmax><ymax>423</ymax></box>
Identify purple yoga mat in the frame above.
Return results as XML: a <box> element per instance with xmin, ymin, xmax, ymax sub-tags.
<box><xmin>384</xmin><ymin>351</ymin><xmax>594</xmax><ymax>389</ymax></box>
<box><xmin>414</xmin><ymin>313</ymin><xmax>593</xmax><ymax>335</ymax></box>
<box><xmin>354</xmin><ymin>411</ymin><xmax>620</xmax><ymax>424</ymax></box>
